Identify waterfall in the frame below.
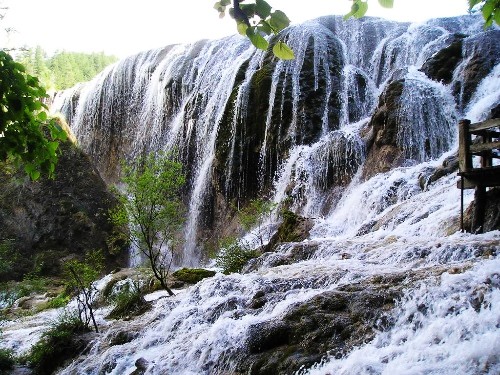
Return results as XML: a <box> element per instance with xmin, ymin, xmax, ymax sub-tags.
<box><xmin>51</xmin><ymin>15</ymin><xmax>496</xmax><ymax>267</ymax></box>
<box><xmin>2</xmin><ymin>12</ymin><xmax>496</xmax><ymax>374</ymax></box>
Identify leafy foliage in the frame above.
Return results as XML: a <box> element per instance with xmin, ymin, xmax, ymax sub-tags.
<box><xmin>215</xmin><ymin>0</ymin><xmax>294</xmax><ymax>59</ymax></box>
<box><xmin>0</xmin><ymin>51</ymin><xmax>67</xmax><ymax>179</ymax></box>
<box><xmin>63</xmin><ymin>250</ymin><xmax>104</xmax><ymax>332</ymax></box>
<box><xmin>107</xmin><ymin>280</ymin><xmax>150</xmax><ymax>319</ymax></box>
<box><xmin>469</xmin><ymin>0</ymin><xmax>500</xmax><ymax>27</ymax></box>
<box><xmin>110</xmin><ymin>152</ymin><xmax>186</xmax><ymax>296</ymax></box>
<box><xmin>26</xmin><ymin>311</ymin><xmax>88</xmax><ymax>375</ymax></box>
<box><xmin>215</xmin><ymin>237</ymin><xmax>259</xmax><ymax>274</ymax></box>
<box><xmin>0</xmin><ymin>240</ymin><xmax>15</xmax><ymax>279</ymax></box>
<box><xmin>0</xmin><ymin>348</ymin><xmax>15</xmax><ymax>374</ymax></box>
<box><xmin>237</xmin><ymin>198</ymin><xmax>277</xmax><ymax>247</ymax></box>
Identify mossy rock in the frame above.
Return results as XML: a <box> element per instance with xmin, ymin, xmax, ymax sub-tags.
<box><xmin>172</xmin><ymin>268</ymin><xmax>216</xmax><ymax>284</ymax></box>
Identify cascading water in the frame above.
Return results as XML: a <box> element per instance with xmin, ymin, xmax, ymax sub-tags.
<box><xmin>25</xmin><ymin>13</ymin><xmax>500</xmax><ymax>374</ymax></box>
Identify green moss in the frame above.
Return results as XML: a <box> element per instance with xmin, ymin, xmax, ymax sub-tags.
<box><xmin>172</xmin><ymin>268</ymin><xmax>216</xmax><ymax>284</ymax></box>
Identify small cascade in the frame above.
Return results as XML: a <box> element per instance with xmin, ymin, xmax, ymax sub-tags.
<box><xmin>395</xmin><ymin>68</ymin><xmax>457</xmax><ymax>162</ymax></box>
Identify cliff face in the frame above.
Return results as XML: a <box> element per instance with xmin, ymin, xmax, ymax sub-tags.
<box><xmin>0</xmin><ymin>140</ymin><xmax>128</xmax><ymax>281</ymax></box>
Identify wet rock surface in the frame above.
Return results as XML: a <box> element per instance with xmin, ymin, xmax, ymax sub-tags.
<box><xmin>235</xmin><ymin>270</ymin><xmax>439</xmax><ymax>375</ymax></box>
<box><xmin>0</xmin><ymin>140</ymin><xmax>128</xmax><ymax>281</ymax></box>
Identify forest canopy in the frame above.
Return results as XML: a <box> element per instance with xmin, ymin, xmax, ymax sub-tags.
<box><xmin>15</xmin><ymin>47</ymin><xmax>118</xmax><ymax>90</ymax></box>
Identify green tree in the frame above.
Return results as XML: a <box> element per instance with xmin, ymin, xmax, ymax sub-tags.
<box><xmin>0</xmin><ymin>51</ymin><xmax>67</xmax><ymax>180</ymax></box>
<box><xmin>64</xmin><ymin>250</ymin><xmax>104</xmax><ymax>333</ymax></box>
<box><xmin>110</xmin><ymin>152</ymin><xmax>186</xmax><ymax>296</ymax></box>
<box><xmin>237</xmin><ymin>198</ymin><xmax>277</xmax><ymax>248</ymax></box>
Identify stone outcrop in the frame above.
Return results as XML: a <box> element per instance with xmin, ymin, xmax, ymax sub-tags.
<box><xmin>0</xmin><ymin>140</ymin><xmax>128</xmax><ymax>281</ymax></box>
<box><xmin>234</xmin><ymin>269</ymin><xmax>447</xmax><ymax>375</ymax></box>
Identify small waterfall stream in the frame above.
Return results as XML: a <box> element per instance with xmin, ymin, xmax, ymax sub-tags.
<box><xmin>25</xmin><ymin>13</ymin><xmax>500</xmax><ymax>374</ymax></box>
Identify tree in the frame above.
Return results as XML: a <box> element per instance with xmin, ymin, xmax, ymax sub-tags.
<box><xmin>237</xmin><ymin>198</ymin><xmax>277</xmax><ymax>248</ymax></box>
<box><xmin>64</xmin><ymin>250</ymin><xmax>104</xmax><ymax>333</ymax></box>
<box><xmin>216</xmin><ymin>0</ymin><xmax>499</xmax><ymax>58</ymax></box>
<box><xmin>0</xmin><ymin>51</ymin><xmax>67</xmax><ymax>179</ymax></box>
<box><xmin>110</xmin><ymin>152</ymin><xmax>186</xmax><ymax>296</ymax></box>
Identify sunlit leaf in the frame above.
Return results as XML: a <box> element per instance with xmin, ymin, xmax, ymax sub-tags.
<box><xmin>237</xmin><ymin>22</ymin><xmax>249</xmax><ymax>36</ymax></box>
<box><xmin>378</xmin><ymin>0</ymin><xmax>393</xmax><ymax>8</ymax></box>
<box><xmin>269</xmin><ymin>10</ymin><xmax>290</xmax><ymax>32</ymax></box>
<box><xmin>255</xmin><ymin>0</ymin><xmax>272</xmax><ymax>19</ymax></box>
<box><xmin>257</xmin><ymin>20</ymin><xmax>273</xmax><ymax>35</ymax></box>
<box><xmin>353</xmin><ymin>1</ymin><xmax>369</xmax><ymax>18</ymax></box>
<box><xmin>246</xmin><ymin>28</ymin><xmax>269</xmax><ymax>50</ymax></box>
<box><xmin>272</xmin><ymin>41</ymin><xmax>295</xmax><ymax>60</ymax></box>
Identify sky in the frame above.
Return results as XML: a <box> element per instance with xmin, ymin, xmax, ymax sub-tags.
<box><xmin>1</xmin><ymin>0</ymin><xmax>470</xmax><ymax>58</ymax></box>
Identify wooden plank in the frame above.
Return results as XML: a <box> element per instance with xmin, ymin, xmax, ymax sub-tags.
<box><xmin>470</xmin><ymin>118</ymin><xmax>500</xmax><ymax>132</ymax></box>
<box><xmin>469</xmin><ymin>140</ymin><xmax>500</xmax><ymax>154</ymax></box>
<box><xmin>470</xmin><ymin>129</ymin><xmax>500</xmax><ymax>137</ymax></box>
<box><xmin>458</xmin><ymin>119</ymin><xmax>472</xmax><ymax>172</ymax></box>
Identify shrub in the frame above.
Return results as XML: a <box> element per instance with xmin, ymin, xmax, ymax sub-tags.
<box><xmin>215</xmin><ymin>239</ymin><xmax>259</xmax><ymax>274</ymax></box>
<box><xmin>26</xmin><ymin>311</ymin><xmax>89</xmax><ymax>375</ymax></box>
<box><xmin>0</xmin><ymin>348</ymin><xmax>15</xmax><ymax>374</ymax></box>
<box><xmin>107</xmin><ymin>281</ymin><xmax>150</xmax><ymax>319</ymax></box>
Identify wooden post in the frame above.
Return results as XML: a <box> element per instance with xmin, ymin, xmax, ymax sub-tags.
<box><xmin>472</xmin><ymin>184</ymin><xmax>486</xmax><ymax>234</ymax></box>
<box><xmin>458</xmin><ymin>119</ymin><xmax>472</xmax><ymax>172</ymax></box>
<box><xmin>460</xmin><ymin>176</ymin><xmax>465</xmax><ymax>232</ymax></box>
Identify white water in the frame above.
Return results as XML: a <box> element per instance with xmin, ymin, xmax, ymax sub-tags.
<box><xmin>36</xmin><ymin>14</ymin><xmax>500</xmax><ymax>374</ymax></box>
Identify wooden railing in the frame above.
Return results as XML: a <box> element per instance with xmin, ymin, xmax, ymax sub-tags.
<box><xmin>457</xmin><ymin>118</ymin><xmax>500</xmax><ymax>233</ymax></box>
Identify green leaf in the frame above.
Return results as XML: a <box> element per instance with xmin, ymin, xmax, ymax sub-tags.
<box><xmin>269</xmin><ymin>10</ymin><xmax>291</xmax><ymax>32</ymax></box>
<box><xmin>353</xmin><ymin>1</ymin><xmax>369</xmax><ymax>18</ymax></box>
<box><xmin>378</xmin><ymin>0</ymin><xmax>393</xmax><ymax>8</ymax></box>
<box><xmin>37</xmin><ymin>111</ymin><xmax>47</xmax><ymax>121</ymax></box>
<box><xmin>220</xmin><ymin>0</ymin><xmax>230</xmax><ymax>5</ymax></box>
<box><xmin>344</xmin><ymin>0</ymin><xmax>369</xmax><ymax>20</ymax></box>
<box><xmin>246</xmin><ymin>28</ymin><xmax>269</xmax><ymax>50</ymax></box>
<box><xmin>240</xmin><ymin>4</ymin><xmax>256</xmax><ymax>18</ymax></box>
<box><xmin>255</xmin><ymin>0</ymin><xmax>272</xmax><ymax>19</ymax></box>
<box><xmin>272</xmin><ymin>41</ymin><xmax>295</xmax><ymax>60</ymax></box>
<box><xmin>482</xmin><ymin>0</ymin><xmax>496</xmax><ymax>19</ymax></box>
<box><xmin>237</xmin><ymin>22</ymin><xmax>249</xmax><ymax>36</ymax></box>
<box><xmin>257</xmin><ymin>20</ymin><xmax>273</xmax><ymax>35</ymax></box>
<box><xmin>495</xmin><ymin>9</ymin><xmax>500</xmax><ymax>25</ymax></box>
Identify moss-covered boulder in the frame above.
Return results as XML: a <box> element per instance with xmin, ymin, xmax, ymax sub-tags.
<box><xmin>172</xmin><ymin>268</ymin><xmax>216</xmax><ymax>284</ymax></box>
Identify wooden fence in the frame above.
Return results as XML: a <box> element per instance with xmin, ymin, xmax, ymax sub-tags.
<box><xmin>457</xmin><ymin>118</ymin><xmax>500</xmax><ymax>233</ymax></box>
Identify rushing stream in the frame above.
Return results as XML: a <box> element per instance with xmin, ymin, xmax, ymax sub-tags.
<box><xmin>3</xmin><ymin>13</ymin><xmax>499</xmax><ymax>374</ymax></box>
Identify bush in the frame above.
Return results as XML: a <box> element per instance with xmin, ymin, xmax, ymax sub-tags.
<box><xmin>26</xmin><ymin>311</ymin><xmax>89</xmax><ymax>375</ymax></box>
<box><xmin>0</xmin><ymin>348</ymin><xmax>15</xmax><ymax>374</ymax></box>
<box><xmin>107</xmin><ymin>281</ymin><xmax>150</xmax><ymax>319</ymax></box>
<box><xmin>45</xmin><ymin>293</ymin><xmax>71</xmax><ymax>309</ymax></box>
<box><xmin>215</xmin><ymin>239</ymin><xmax>259</xmax><ymax>274</ymax></box>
